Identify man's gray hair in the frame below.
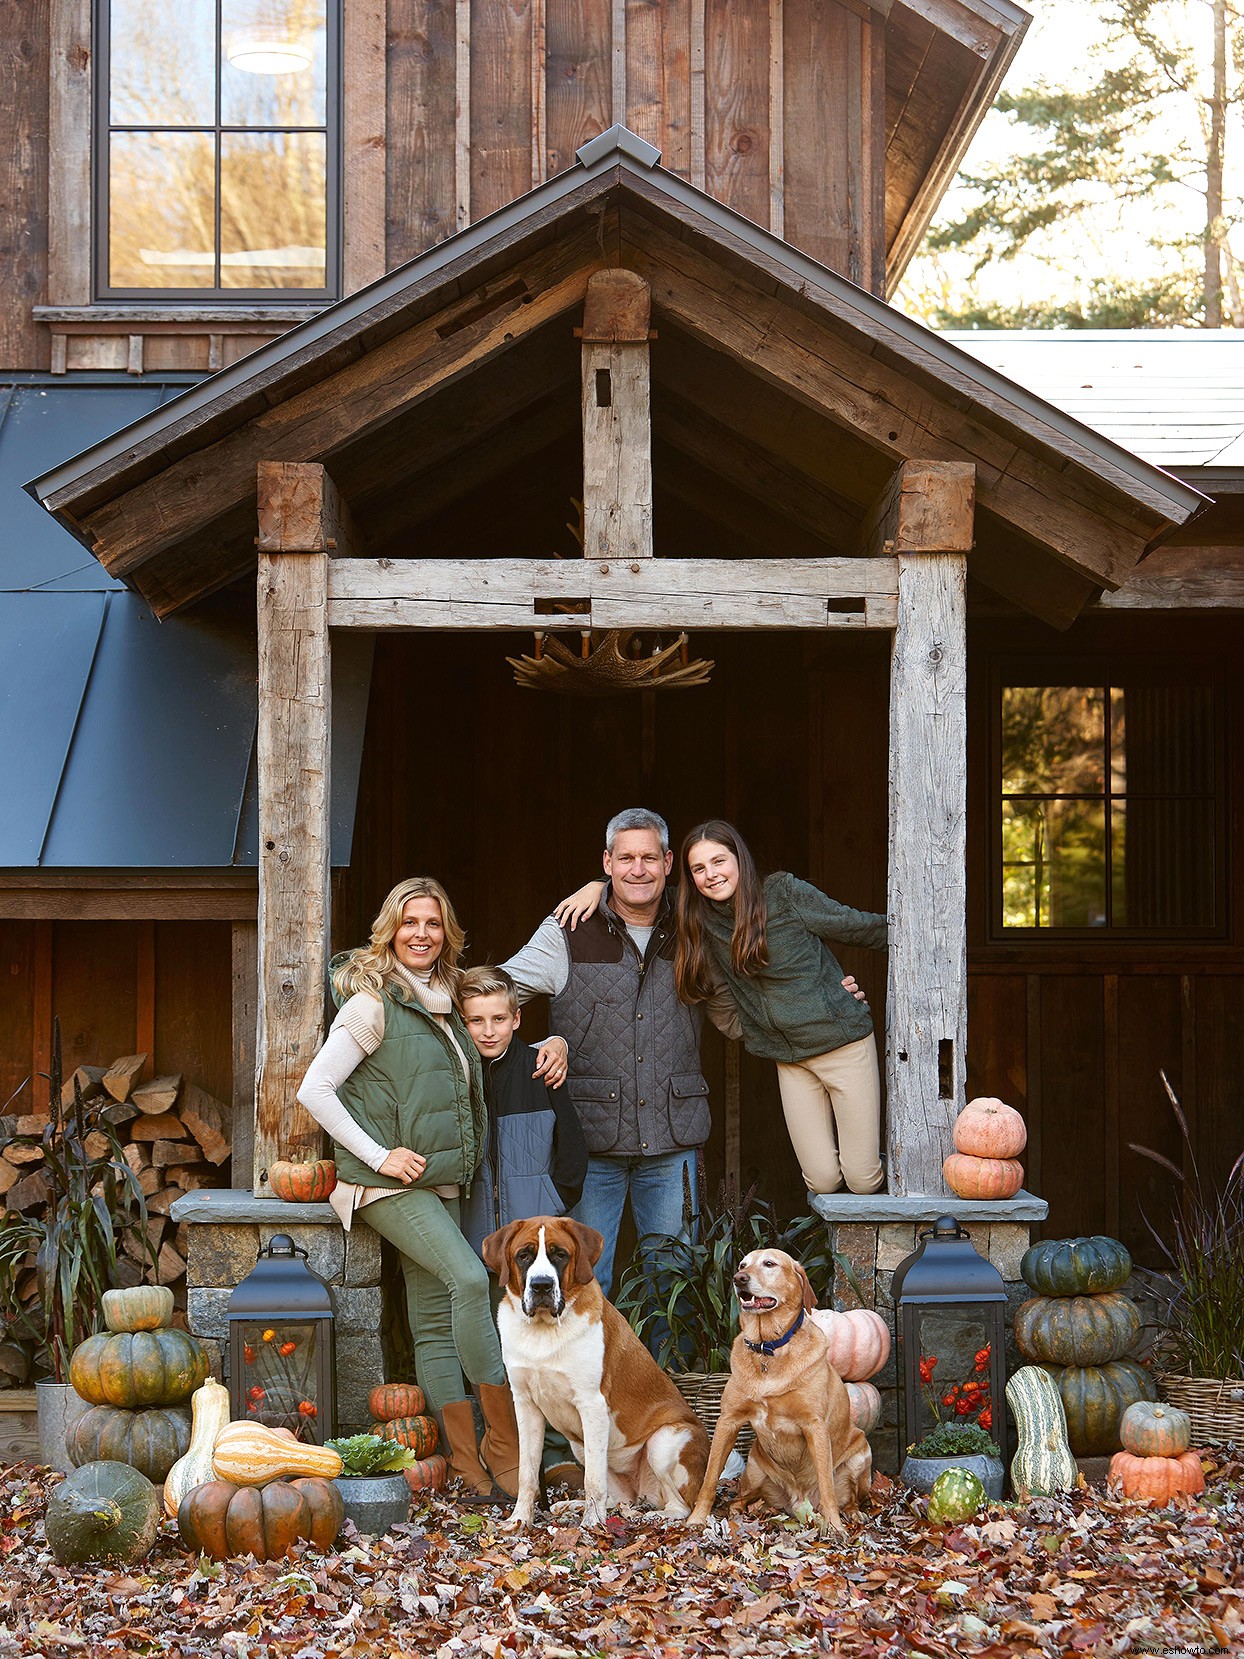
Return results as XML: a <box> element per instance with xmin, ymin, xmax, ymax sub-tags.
<box><xmin>605</xmin><ymin>807</ymin><xmax>670</xmax><ymax>853</ymax></box>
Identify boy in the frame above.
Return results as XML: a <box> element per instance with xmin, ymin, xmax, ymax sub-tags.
<box><xmin>459</xmin><ymin>966</ymin><xmax>588</xmax><ymax>1255</ymax></box>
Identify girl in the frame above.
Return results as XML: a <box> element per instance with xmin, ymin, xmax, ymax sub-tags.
<box><xmin>296</xmin><ymin>875</ymin><xmax>520</xmax><ymax>1497</ymax></box>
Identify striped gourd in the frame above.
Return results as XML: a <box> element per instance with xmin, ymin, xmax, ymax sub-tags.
<box><xmin>1005</xmin><ymin>1365</ymin><xmax>1076</xmax><ymax>1496</ymax></box>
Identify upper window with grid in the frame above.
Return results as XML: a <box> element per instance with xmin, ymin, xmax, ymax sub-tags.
<box><xmin>998</xmin><ymin>672</ymin><xmax>1224</xmax><ymax>935</ymax></box>
<box><xmin>98</xmin><ymin>0</ymin><xmax>337</xmax><ymax>298</ymax></box>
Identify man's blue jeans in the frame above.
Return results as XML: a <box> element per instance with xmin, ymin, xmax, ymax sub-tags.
<box><xmin>572</xmin><ymin>1149</ymin><xmax>698</xmax><ymax>1297</ymax></box>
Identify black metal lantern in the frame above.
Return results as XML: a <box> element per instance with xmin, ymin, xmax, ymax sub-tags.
<box><xmin>227</xmin><ymin>1234</ymin><xmax>336</xmax><ymax>1444</ymax></box>
<box><xmin>891</xmin><ymin>1217</ymin><xmax>1010</xmax><ymax>1469</ymax></box>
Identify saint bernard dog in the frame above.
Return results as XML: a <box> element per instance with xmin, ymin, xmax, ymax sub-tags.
<box><xmin>482</xmin><ymin>1216</ymin><xmax>709</xmax><ymax>1527</ymax></box>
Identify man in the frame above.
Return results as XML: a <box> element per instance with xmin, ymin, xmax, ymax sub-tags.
<box><xmin>502</xmin><ymin>807</ymin><xmax>733</xmax><ymax>1294</ymax></box>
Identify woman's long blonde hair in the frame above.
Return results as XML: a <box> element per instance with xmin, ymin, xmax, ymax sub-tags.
<box><xmin>332</xmin><ymin>876</ymin><xmax>466</xmax><ymax>1003</ymax></box>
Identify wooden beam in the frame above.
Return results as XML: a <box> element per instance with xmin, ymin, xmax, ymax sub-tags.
<box><xmin>327</xmin><ymin>555</ymin><xmax>899</xmax><ymax>629</ymax></box>
<box><xmin>342</xmin><ymin>0</ymin><xmax>388</xmax><ymax>294</ymax></box>
<box><xmin>231</xmin><ymin>920</ymin><xmax>258</xmax><ymax>1195</ymax></box>
<box><xmin>254</xmin><ymin>461</ymin><xmax>336</xmax><ymax>1194</ymax></box>
<box><xmin>859</xmin><ymin>459</ymin><xmax>975</xmax><ymax>558</ymax></box>
<box><xmin>1092</xmin><ymin>544</ymin><xmax>1244</xmax><ymax>610</ymax></box>
<box><xmin>581</xmin><ymin>270</ymin><xmax>653</xmax><ymax>561</ymax></box>
<box><xmin>881</xmin><ymin>462</ymin><xmax>970</xmax><ymax>1195</ymax></box>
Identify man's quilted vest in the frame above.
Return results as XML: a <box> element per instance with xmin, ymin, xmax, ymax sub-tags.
<box><xmin>551</xmin><ymin>891</ymin><xmax>709</xmax><ymax>1157</ymax></box>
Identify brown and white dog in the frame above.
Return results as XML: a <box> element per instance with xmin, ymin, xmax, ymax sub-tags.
<box><xmin>687</xmin><ymin>1247</ymin><xmax>872</xmax><ymax>1533</ymax></box>
<box><xmin>482</xmin><ymin>1217</ymin><xmax>709</xmax><ymax>1528</ymax></box>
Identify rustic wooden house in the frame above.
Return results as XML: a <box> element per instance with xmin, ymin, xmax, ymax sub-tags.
<box><xmin>2</xmin><ymin>0</ymin><xmax>1242</xmax><ymax>1433</ymax></box>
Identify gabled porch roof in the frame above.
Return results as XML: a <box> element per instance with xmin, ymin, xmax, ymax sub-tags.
<box><xmin>30</xmin><ymin>130</ymin><xmax>1206</xmax><ymax>628</ymax></box>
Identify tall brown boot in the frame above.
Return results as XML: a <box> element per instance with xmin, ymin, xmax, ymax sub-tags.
<box><xmin>475</xmin><ymin>1380</ymin><xmax>521</xmax><ymax>1499</ymax></box>
<box><xmin>440</xmin><ymin>1398</ymin><xmax>494</xmax><ymax>1496</ymax></box>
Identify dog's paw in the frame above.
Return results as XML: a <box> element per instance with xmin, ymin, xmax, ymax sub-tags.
<box><xmin>505</xmin><ymin>1504</ymin><xmax>535</xmax><ymax>1530</ymax></box>
<box><xmin>581</xmin><ymin>1500</ymin><xmax>608</xmax><ymax>1528</ymax></box>
<box><xmin>686</xmin><ymin>1507</ymin><xmax>711</xmax><ymax>1529</ymax></box>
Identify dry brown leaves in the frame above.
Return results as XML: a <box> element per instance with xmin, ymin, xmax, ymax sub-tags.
<box><xmin>0</xmin><ymin>1456</ymin><xmax>1240</xmax><ymax>1658</ymax></box>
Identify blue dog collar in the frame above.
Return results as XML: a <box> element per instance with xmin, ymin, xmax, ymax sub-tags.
<box><xmin>743</xmin><ymin>1304</ymin><xmax>806</xmax><ymax>1357</ymax></box>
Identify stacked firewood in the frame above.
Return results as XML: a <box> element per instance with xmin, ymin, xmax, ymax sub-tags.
<box><xmin>0</xmin><ymin>1054</ymin><xmax>230</xmax><ymax>1385</ymax></box>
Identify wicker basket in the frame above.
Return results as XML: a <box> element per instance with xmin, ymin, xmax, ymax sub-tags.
<box><xmin>1157</xmin><ymin>1373</ymin><xmax>1244</xmax><ymax>1446</ymax></box>
<box><xmin>671</xmin><ymin>1371</ymin><xmax>753</xmax><ymax>1456</ymax></box>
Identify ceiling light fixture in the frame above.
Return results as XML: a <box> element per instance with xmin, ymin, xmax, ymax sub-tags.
<box><xmin>225</xmin><ymin>32</ymin><xmax>313</xmax><ymax>74</ymax></box>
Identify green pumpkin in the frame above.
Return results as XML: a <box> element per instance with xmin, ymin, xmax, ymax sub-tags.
<box><xmin>102</xmin><ymin>1286</ymin><xmax>175</xmax><ymax>1333</ymax></box>
<box><xmin>1046</xmin><ymin>1358</ymin><xmax>1157</xmax><ymax>1456</ymax></box>
<box><xmin>68</xmin><ymin>1404</ymin><xmax>192</xmax><ymax>1484</ymax></box>
<box><xmin>926</xmin><ymin>1467</ymin><xmax>986</xmax><ymax>1526</ymax></box>
<box><xmin>1006</xmin><ymin>1365</ymin><xmax>1076</xmax><ymax>1496</ymax></box>
<box><xmin>44</xmin><ymin>1461</ymin><xmax>161</xmax><ymax>1567</ymax></box>
<box><xmin>70</xmin><ymin>1328</ymin><xmax>209</xmax><ymax>1409</ymax></box>
<box><xmin>1020</xmin><ymin>1236</ymin><xmax>1132</xmax><ymax>1298</ymax></box>
<box><xmin>1015</xmin><ymin>1291</ymin><xmax>1141</xmax><ymax>1367</ymax></box>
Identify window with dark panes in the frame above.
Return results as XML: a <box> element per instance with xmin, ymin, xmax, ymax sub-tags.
<box><xmin>98</xmin><ymin>0</ymin><xmax>337</xmax><ymax>297</ymax></box>
<box><xmin>998</xmin><ymin>672</ymin><xmax>1222</xmax><ymax>933</ymax></box>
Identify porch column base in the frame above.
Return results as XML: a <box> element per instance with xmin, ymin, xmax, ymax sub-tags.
<box><xmin>170</xmin><ymin>1189</ymin><xmax>383</xmax><ymax>1433</ymax></box>
<box><xmin>809</xmin><ymin>1191</ymin><xmax>1048</xmax><ymax>1472</ymax></box>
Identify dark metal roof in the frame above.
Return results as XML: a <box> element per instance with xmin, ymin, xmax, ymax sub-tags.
<box><xmin>1</xmin><ymin>375</ymin><xmax>371</xmax><ymax>870</ymax></box>
<box><xmin>28</xmin><ymin>130</ymin><xmax>1207</xmax><ymax>534</ymax></box>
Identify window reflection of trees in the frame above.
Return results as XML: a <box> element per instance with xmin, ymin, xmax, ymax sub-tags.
<box><xmin>105</xmin><ymin>0</ymin><xmax>328</xmax><ymax>293</ymax></box>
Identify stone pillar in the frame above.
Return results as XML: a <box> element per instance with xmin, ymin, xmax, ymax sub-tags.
<box><xmin>173</xmin><ymin>1190</ymin><xmax>383</xmax><ymax>1434</ymax></box>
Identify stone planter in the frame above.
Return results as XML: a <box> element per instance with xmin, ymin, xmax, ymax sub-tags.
<box><xmin>35</xmin><ymin>1380</ymin><xmax>90</xmax><ymax>1474</ymax></box>
<box><xmin>333</xmin><ymin>1472</ymin><xmax>411</xmax><ymax>1536</ymax></box>
<box><xmin>900</xmin><ymin>1452</ymin><xmax>1005</xmax><ymax>1501</ymax></box>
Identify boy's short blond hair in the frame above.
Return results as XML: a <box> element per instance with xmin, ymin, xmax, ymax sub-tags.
<box><xmin>458</xmin><ymin>965</ymin><xmax>519</xmax><ymax>1015</ymax></box>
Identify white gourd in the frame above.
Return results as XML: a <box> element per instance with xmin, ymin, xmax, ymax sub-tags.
<box><xmin>163</xmin><ymin>1378</ymin><xmax>231</xmax><ymax>1518</ymax></box>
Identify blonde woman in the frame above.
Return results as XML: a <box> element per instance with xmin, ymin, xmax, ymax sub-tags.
<box><xmin>296</xmin><ymin>876</ymin><xmax>521</xmax><ymax>1497</ymax></box>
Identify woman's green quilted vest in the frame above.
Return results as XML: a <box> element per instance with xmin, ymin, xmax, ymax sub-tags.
<box><xmin>332</xmin><ymin>987</ymin><xmax>486</xmax><ymax>1191</ymax></box>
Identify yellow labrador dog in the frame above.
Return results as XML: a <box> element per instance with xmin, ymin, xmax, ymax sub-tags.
<box><xmin>688</xmin><ymin>1248</ymin><xmax>872</xmax><ymax>1533</ymax></box>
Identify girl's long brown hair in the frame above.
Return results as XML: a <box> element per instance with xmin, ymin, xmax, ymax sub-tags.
<box><xmin>675</xmin><ymin>820</ymin><xmax>769</xmax><ymax>1002</ymax></box>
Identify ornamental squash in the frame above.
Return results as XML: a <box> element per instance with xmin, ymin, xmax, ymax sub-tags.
<box><xmin>1005</xmin><ymin>1365</ymin><xmax>1076</xmax><ymax>1496</ymax></box>
<box><xmin>1014</xmin><ymin>1291</ymin><xmax>1141</xmax><ymax>1367</ymax></box>
<box><xmin>1020</xmin><ymin>1236</ymin><xmax>1131</xmax><ymax>1298</ymax></box>
<box><xmin>926</xmin><ymin>1467</ymin><xmax>986</xmax><ymax>1527</ymax></box>
<box><xmin>846</xmin><ymin>1381</ymin><xmax>883</xmax><ymax>1436</ymax></box>
<box><xmin>1108</xmin><ymin>1450</ymin><xmax>1205</xmax><ymax>1502</ymax></box>
<box><xmin>45</xmin><ymin>1461</ymin><xmax>161</xmax><ymax>1567</ymax></box>
<box><xmin>942</xmin><ymin>1152</ymin><xmax>1024</xmax><ymax>1200</ymax></box>
<box><xmin>268</xmin><ymin>1159</ymin><xmax>337</xmax><ymax>1203</ymax></box>
<box><xmin>953</xmin><ymin>1098</ymin><xmax>1027</xmax><ymax>1160</ymax></box>
<box><xmin>378</xmin><ymin>1414</ymin><xmax>439</xmax><ymax>1456</ymax></box>
<box><xmin>164</xmin><ymin>1379</ymin><xmax>232</xmax><ymax>1518</ymax></box>
<box><xmin>403</xmin><ymin>1455</ymin><xmax>448</xmax><ymax>1495</ymax></box>
<box><xmin>212</xmin><ymin>1420</ymin><xmax>343</xmax><ymax>1486</ymax></box>
<box><xmin>179</xmin><ymin>1479</ymin><xmax>314</xmax><ymax>1562</ymax></box>
<box><xmin>102</xmin><ymin>1286</ymin><xmax>174</xmax><ymax>1333</ymax></box>
<box><xmin>290</xmin><ymin>1476</ymin><xmax>345</xmax><ymax>1548</ymax></box>
<box><xmin>1120</xmin><ymin>1400</ymin><xmax>1191</xmax><ymax>1458</ymax></box>
<box><xmin>68</xmin><ymin>1402</ymin><xmax>191</xmax><ymax>1484</ymax></box>
<box><xmin>70</xmin><ymin>1328</ymin><xmax>209</xmax><ymax>1409</ymax></box>
<box><xmin>1048</xmin><ymin>1358</ymin><xmax>1157</xmax><ymax>1456</ymax></box>
<box><xmin>807</xmin><ymin>1308</ymin><xmax>890</xmax><ymax>1381</ymax></box>
<box><xmin>368</xmin><ymin>1383</ymin><xmax>426</xmax><ymax>1422</ymax></box>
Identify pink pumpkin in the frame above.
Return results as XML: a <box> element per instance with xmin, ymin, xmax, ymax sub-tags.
<box><xmin>846</xmin><ymin>1380</ymin><xmax>882</xmax><ymax>1435</ymax></box>
<box><xmin>953</xmin><ymin>1098</ymin><xmax>1027</xmax><ymax>1160</ymax></box>
<box><xmin>809</xmin><ymin>1307</ymin><xmax>891</xmax><ymax>1381</ymax></box>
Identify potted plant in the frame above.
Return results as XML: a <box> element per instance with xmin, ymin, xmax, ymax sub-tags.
<box><xmin>614</xmin><ymin>1182</ymin><xmax>859</xmax><ymax>1443</ymax></box>
<box><xmin>326</xmin><ymin>1433</ymin><xmax>418</xmax><ymax>1535</ymax></box>
<box><xmin>0</xmin><ymin>1021</ymin><xmax>156</xmax><ymax>1470</ymax></box>
<box><xmin>900</xmin><ymin>1338</ymin><xmax>1004</xmax><ymax>1497</ymax></box>
<box><xmin>1130</xmin><ymin>1072</ymin><xmax>1244</xmax><ymax>1445</ymax></box>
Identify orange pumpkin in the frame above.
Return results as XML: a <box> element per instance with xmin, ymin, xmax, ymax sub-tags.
<box><xmin>378</xmin><ymin>1414</ymin><xmax>439</xmax><ymax>1456</ymax></box>
<box><xmin>942</xmin><ymin>1152</ymin><xmax>1024</xmax><ymax>1200</ymax></box>
<box><xmin>369</xmin><ymin>1383</ymin><xmax>426</xmax><ymax>1422</ymax></box>
<box><xmin>808</xmin><ymin>1308</ymin><xmax>890</xmax><ymax>1381</ymax></box>
<box><xmin>268</xmin><ymin>1159</ymin><xmax>337</xmax><ymax>1203</ymax></box>
<box><xmin>1107</xmin><ymin>1450</ymin><xmax>1205</xmax><ymax>1503</ymax></box>
<box><xmin>1120</xmin><ymin>1401</ymin><xmax>1191</xmax><ymax>1458</ymax></box>
<box><xmin>403</xmin><ymin>1454</ymin><xmax>448</xmax><ymax>1495</ymax></box>
<box><xmin>953</xmin><ymin>1098</ymin><xmax>1027</xmax><ymax>1160</ymax></box>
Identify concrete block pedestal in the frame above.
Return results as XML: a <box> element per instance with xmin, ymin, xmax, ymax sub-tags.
<box><xmin>169</xmin><ymin>1189</ymin><xmax>383</xmax><ymax>1434</ymax></box>
<box><xmin>809</xmin><ymin>1190</ymin><xmax>1049</xmax><ymax>1473</ymax></box>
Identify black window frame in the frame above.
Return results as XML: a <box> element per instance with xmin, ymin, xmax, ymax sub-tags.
<box><xmin>989</xmin><ymin>654</ymin><xmax>1229</xmax><ymax>943</ymax></box>
<box><xmin>93</xmin><ymin>0</ymin><xmax>342</xmax><ymax>303</ymax></box>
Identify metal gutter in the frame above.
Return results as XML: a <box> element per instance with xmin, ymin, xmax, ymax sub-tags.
<box><xmin>27</xmin><ymin>127</ymin><xmax>1206</xmax><ymax>528</ymax></box>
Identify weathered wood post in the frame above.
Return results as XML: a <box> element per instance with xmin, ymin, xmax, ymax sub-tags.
<box><xmin>865</xmin><ymin>460</ymin><xmax>974</xmax><ymax>1195</ymax></box>
<box><xmin>254</xmin><ymin>461</ymin><xmax>345</xmax><ymax>1194</ymax></box>
<box><xmin>580</xmin><ymin>269</ymin><xmax>653</xmax><ymax>561</ymax></box>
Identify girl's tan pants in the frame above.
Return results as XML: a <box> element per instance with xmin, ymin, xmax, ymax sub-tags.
<box><xmin>775</xmin><ymin>1033</ymin><xmax>884</xmax><ymax>1195</ymax></box>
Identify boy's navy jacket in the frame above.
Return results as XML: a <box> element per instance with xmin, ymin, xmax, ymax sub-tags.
<box><xmin>462</xmin><ymin>1033</ymin><xmax>589</xmax><ymax>1255</ymax></box>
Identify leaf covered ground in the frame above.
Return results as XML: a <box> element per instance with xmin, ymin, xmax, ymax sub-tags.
<box><xmin>0</xmin><ymin>1459</ymin><xmax>1240</xmax><ymax>1658</ymax></box>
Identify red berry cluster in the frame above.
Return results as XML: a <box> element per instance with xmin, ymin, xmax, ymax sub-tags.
<box><xmin>918</xmin><ymin>1344</ymin><xmax>993</xmax><ymax>1431</ymax></box>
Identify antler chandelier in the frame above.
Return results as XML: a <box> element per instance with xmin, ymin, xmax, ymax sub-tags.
<box><xmin>507</xmin><ymin>629</ymin><xmax>713</xmax><ymax>696</ymax></box>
